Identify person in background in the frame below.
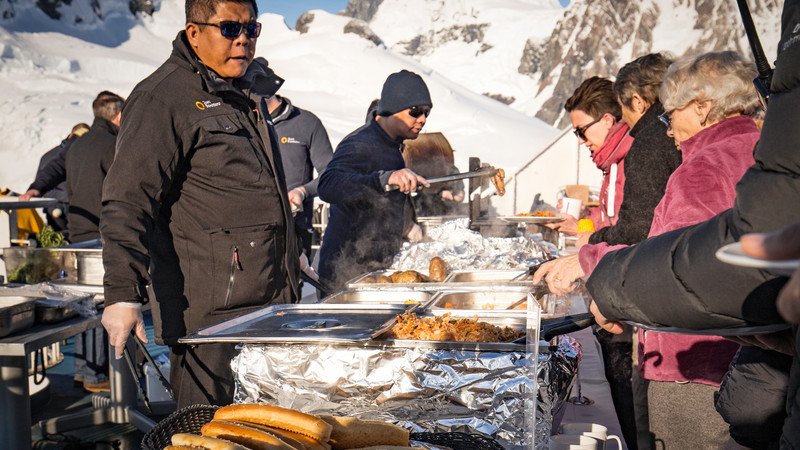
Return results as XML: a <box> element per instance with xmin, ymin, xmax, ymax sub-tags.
<box><xmin>317</xmin><ymin>70</ymin><xmax>431</xmax><ymax>291</ymax></box>
<box><xmin>267</xmin><ymin>94</ymin><xmax>333</xmax><ymax>259</ymax></box>
<box><xmin>402</xmin><ymin>132</ymin><xmax>464</xmax><ymax>217</ymax></box>
<box><xmin>100</xmin><ymin>0</ymin><xmax>300</xmax><ymax>408</ymax></box>
<box><xmin>19</xmin><ymin>123</ymin><xmax>90</xmax><ymax>235</ymax></box>
<box><xmin>586</xmin><ymin>51</ymin><xmax>762</xmax><ymax>448</ymax></box>
<box><xmin>65</xmin><ymin>91</ymin><xmax>124</xmax><ymax>244</ymax></box>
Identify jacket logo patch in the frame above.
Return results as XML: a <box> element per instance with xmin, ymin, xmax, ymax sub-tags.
<box><xmin>195</xmin><ymin>100</ymin><xmax>222</xmax><ymax>111</ymax></box>
<box><xmin>280</xmin><ymin>136</ymin><xmax>301</xmax><ymax>144</ymax></box>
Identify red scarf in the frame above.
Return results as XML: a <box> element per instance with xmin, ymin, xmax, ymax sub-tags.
<box><xmin>591</xmin><ymin>120</ymin><xmax>631</xmax><ymax>170</ymax></box>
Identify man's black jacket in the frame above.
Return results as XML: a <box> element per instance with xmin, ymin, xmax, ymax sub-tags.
<box><xmin>271</xmin><ymin>95</ymin><xmax>333</xmax><ymax>230</ymax></box>
<box><xmin>65</xmin><ymin>117</ymin><xmax>116</xmax><ymax>243</ymax></box>
<box><xmin>100</xmin><ymin>32</ymin><xmax>299</xmax><ymax>345</ymax></box>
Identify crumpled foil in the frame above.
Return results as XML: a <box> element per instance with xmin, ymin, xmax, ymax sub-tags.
<box><xmin>392</xmin><ymin>218</ymin><xmax>558</xmax><ymax>271</ymax></box>
<box><xmin>535</xmin><ymin>336</ymin><xmax>582</xmax><ymax>448</ymax></box>
<box><xmin>231</xmin><ymin>338</ymin><xmax>581</xmax><ymax>449</ymax></box>
<box><xmin>0</xmin><ymin>282</ymin><xmax>97</xmax><ymax>317</ymax></box>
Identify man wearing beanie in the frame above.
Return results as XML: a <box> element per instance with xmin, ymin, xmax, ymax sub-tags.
<box><xmin>317</xmin><ymin>69</ymin><xmax>432</xmax><ymax>291</ymax></box>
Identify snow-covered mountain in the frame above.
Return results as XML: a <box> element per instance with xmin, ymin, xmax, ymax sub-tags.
<box><xmin>335</xmin><ymin>0</ymin><xmax>781</xmax><ymax>127</ymax></box>
<box><xmin>0</xmin><ymin>0</ymin><xmax>601</xmax><ymax>214</ymax></box>
<box><xmin>0</xmin><ymin>0</ymin><xmax>784</xmax><ymax>213</ymax></box>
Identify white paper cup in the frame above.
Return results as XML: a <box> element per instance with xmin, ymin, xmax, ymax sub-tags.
<box><xmin>549</xmin><ymin>434</ymin><xmax>602</xmax><ymax>450</ymax></box>
<box><xmin>559</xmin><ymin>197</ymin><xmax>582</xmax><ymax>218</ymax></box>
<box><xmin>559</xmin><ymin>423</ymin><xmax>623</xmax><ymax>450</ymax></box>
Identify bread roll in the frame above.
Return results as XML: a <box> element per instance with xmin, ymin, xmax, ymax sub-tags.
<box><xmin>163</xmin><ymin>446</ymin><xmax>202</xmax><ymax>450</ymax></box>
<box><xmin>428</xmin><ymin>257</ymin><xmax>448</xmax><ymax>282</ymax></box>
<box><xmin>319</xmin><ymin>416</ymin><xmax>409</xmax><ymax>449</ymax></box>
<box><xmin>201</xmin><ymin>420</ymin><xmax>298</xmax><ymax>450</ymax></box>
<box><xmin>214</xmin><ymin>404</ymin><xmax>333</xmax><ymax>442</ymax></box>
<box><xmin>171</xmin><ymin>433</ymin><xmax>250</xmax><ymax>450</ymax></box>
<box><xmin>244</xmin><ymin>423</ymin><xmax>332</xmax><ymax>450</ymax></box>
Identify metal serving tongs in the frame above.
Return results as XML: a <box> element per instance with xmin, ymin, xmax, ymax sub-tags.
<box><xmin>121</xmin><ymin>333</ymin><xmax>174</xmax><ymax>412</ymax></box>
<box><xmin>384</xmin><ymin>167</ymin><xmax>498</xmax><ymax>192</ymax></box>
<box><xmin>509</xmin><ymin>254</ymin><xmax>558</xmax><ymax>283</ymax></box>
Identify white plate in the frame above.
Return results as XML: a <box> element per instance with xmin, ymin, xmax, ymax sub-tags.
<box><xmin>498</xmin><ymin>215</ymin><xmax>565</xmax><ymax>224</ymax></box>
<box><xmin>715</xmin><ymin>242</ymin><xmax>800</xmax><ymax>276</ymax></box>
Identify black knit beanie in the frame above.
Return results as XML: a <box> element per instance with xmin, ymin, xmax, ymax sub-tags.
<box><xmin>376</xmin><ymin>70</ymin><xmax>432</xmax><ymax>116</ymax></box>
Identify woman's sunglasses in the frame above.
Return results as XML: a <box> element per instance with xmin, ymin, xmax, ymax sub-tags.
<box><xmin>194</xmin><ymin>21</ymin><xmax>262</xmax><ymax>39</ymax></box>
<box><xmin>573</xmin><ymin>116</ymin><xmax>602</xmax><ymax>141</ymax></box>
<box><xmin>408</xmin><ymin>105</ymin><xmax>432</xmax><ymax>118</ymax></box>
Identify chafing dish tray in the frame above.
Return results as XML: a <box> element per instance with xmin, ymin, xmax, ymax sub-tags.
<box><xmin>178</xmin><ymin>304</ymin><xmax>409</xmax><ymax>345</ymax></box>
<box><xmin>321</xmin><ymin>290</ymin><xmax>433</xmax><ymax>307</ymax></box>
<box><xmin>346</xmin><ymin>270</ymin><xmax>442</xmax><ymax>291</ymax></box>
<box><xmin>0</xmin><ymin>296</ymin><xmax>36</xmax><ymax>337</ymax></box>
<box><xmin>372</xmin><ymin>312</ymin><xmax>535</xmax><ymax>353</ymax></box>
<box><xmin>430</xmin><ymin>290</ymin><xmax>539</xmax><ymax>314</ymax></box>
<box><xmin>444</xmin><ymin>269</ymin><xmax>528</xmax><ymax>283</ymax></box>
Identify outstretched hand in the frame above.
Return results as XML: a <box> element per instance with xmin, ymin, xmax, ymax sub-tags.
<box><xmin>387</xmin><ymin>169</ymin><xmax>429</xmax><ymax>194</ymax></box>
<box><xmin>740</xmin><ymin>223</ymin><xmax>800</xmax><ymax>324</ymax></box>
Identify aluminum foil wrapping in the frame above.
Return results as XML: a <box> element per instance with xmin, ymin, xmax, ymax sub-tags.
<box><xmin>535</xmin><ymin>336</ymin><xmax>582</xmax><ymax>449</ymax></box>
<box><xmin>232</xmin><ymin>338</ymin><xmax>581</xmax><ymax>449</ymax></box>
<box><xmin>392</xmin><ymin>218</ymin><xmax>558</xmax><ymax>271</ymax></box>
<box><xmin>0</xmin><ymin>282</ymin><xmax>97</xmax><ymax>317</ymax></box>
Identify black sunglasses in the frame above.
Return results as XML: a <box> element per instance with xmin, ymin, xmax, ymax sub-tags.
<box><xmin>194</xmin><ymin>21</ymin><xmax>262</xmax><ymax>39</ymax></box>
<box><xmin>573</xmin><ymin>116</ymin><xmax>602</xmax><ymax>141</ymax></box>
<box><xmin>408</xmin><ymin>105</ymin><xmax>432</xmax><ymax>118</ymax></box>
<box><xmin>658</xmin><ymin>110</ymin><xmax>672</xmax><ymax>128</ymax></box>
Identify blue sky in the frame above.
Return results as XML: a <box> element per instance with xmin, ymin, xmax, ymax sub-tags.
<box><xmin>257</xmin><ymin>0</ymin><xmax>348</xmax><ymax>27</ymax></box>
<box><xmin>257</xmin><ymin>0</ymin><xmax>571</xmax><ymax>29</ymax></box>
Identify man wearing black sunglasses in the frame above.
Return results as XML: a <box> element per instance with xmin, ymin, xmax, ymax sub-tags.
<box><xmin>317</xmin><ymin>70</ymin><xmax>432</xmax><ymax>291</ymax></box>
<box><xmin>99</xmin><ymin>0</ymin><xmax>299</xmax><ymax>408</ymax></box>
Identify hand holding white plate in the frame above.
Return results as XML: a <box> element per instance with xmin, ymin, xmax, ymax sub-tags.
<box><xmin>716</xmin><ymin>242</ymin><xmax>800</xmax><ymax>277</ymax></box>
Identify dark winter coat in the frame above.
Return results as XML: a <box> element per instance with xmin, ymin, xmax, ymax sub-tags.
<box><xmin>270</xmin><ymin>96</ymin><xmax>333</xmax><ymax>230</ymax></box>
<box><xmin>100</xmin><ymin>32</ymin><xmax>299</xmax><ymax>345</ymax></box>
<box><xmin>65</xmin><ymin>117</ymin><xmax>117</xmax><ymax>243</ymax></box>
<box><xmin>30</xmin><ymin>135</ymin><xmax>77</xmax><ymax>204</ymax></box>
<box><xmin>317</xmin><ymin>119</ymin><xmax>408</xmax><ymax>289</ymax></box>
<box><xmin>585</xmin><ymin>102</ymin><xmax>681</xmax><ymax>246</ymax></box>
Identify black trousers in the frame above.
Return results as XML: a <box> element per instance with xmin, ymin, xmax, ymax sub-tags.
<box><xmin>596</xmin><ymin>327</ymin><xmax>639</xmax><ymax>450</ymax></box>
<box><xmin>169</xmin><ymin>343</ymin><xmax>238</xmax><ymax>409</ymax></box>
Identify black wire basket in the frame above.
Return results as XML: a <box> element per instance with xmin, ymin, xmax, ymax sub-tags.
<box><xmin>142</xmin><ymin>404</ymin><xmax>505</xmax><ymax>450</ymax></box>
<box><xmin>141</xmin><ymin>404</ymin><xmax>219</xmax><ymax>450</ymax></box>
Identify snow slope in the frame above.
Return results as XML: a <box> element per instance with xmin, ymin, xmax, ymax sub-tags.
<box><xmin>0</xmin><ymin>0</ymin><xmax>596</xmax><ymax>212</ymax></box>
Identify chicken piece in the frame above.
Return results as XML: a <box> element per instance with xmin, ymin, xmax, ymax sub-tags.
<box><xmin>375</xmin><ymin>275</ymin><xmax>393</xmax><ymax>283</ymax></box>
<box><xmin>361</xmin><ymin>275</ymin><xmax>377</xmax><ymax>284</ymax></box>
<box><xmin>428</xmin><ymin>257</ymin><xmax>448</xmax><ymax>282</ymax></box>
<box><xmin>390</xmin><ymin>270</ymin><xmax>425</xmax><ymax>283</ymax></box>
<box><xmin>491</xmin><ymin>168</ymin><xmax>506</xmax><ymax>196</ymax></box>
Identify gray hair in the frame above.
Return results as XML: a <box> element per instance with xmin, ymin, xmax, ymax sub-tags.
<box><xmin>659</xmin><ymin>51</ymin><xmax>760</xmax><ymax>122</ymax></box>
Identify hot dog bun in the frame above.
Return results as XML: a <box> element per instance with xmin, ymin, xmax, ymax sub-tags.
<box><xmin>201</xmin><ymin>420</ymin><xmax>299</xmax><ymax>450</ymax></box>
<box><xmin>163</xmin><ymin>446</ymin><xmax>202</xmax><ymax>450</ymax></box>
<box><xmin>170</xmin><ymin>433</ymin><xmax>250</xmax><ymax>450</ymax></box>
<box><xmin>214</xmin><ymin>404</ymin><xmax>333</xmax><ymax>442</ymax></box>
<box><xmin>240</xmin><ymin>422</ymin><xmax>331</xmax><ymax>450</ymax></box>
<box><xmin>319</xmin><ymin>416</ymin><xmax>409</xmax><ymax>449</ymax></box>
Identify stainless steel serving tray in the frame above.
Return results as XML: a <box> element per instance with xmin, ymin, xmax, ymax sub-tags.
<box><xmin>0</xmin><ymin>296</ymin><xmax>36</xmax><ymax>337</ymax></box>
<box><xmin>178</xmin><ymin>303</ymin><xmax>409</xmax><ymax>345</ymax></box>
<box><xmin>373</xmin><ymin>311</ymin><xmax>535</xmax><ymax>352</ymax></box>
<box><xmin>428</xmin><ymin>290</ymin><xmax>564</xmax><ymax>318</ymax></box>
<box><xmin>444</xmin><ymin>269</ymin><xmax>529</xmax><ymax>283</ymax></box>
<box><xmin>322</xmin><ymin>290</ymin><xmax>434</xmax><ymax>307</ymax></box>
<box><xmin>346</xmin><ymin>270</ymin><xmax>441</xmax><ymax>291</ymax></box>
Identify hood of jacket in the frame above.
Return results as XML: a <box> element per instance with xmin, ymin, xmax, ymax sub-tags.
<box><xmin>170</xmin><ymin>32</ymin><xmax>282</xmax><ymax>99</ymax></box>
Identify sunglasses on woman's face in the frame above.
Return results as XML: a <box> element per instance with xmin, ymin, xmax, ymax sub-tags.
<box><xmin>194</xmin><ymin>21</ymin><xmax>262</xmax><ymax>39</ymax></box>
<box><xmin>408</xmin><ymin>105</ymin><xmax>432</xmax><ymax>118</ymax></box>
<box><xmin>573</xmin><ymin>116</ymin><xmax>602</xmax><ymax>141</ymax></box>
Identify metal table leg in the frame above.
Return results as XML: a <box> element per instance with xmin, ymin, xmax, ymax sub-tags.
<box><xmin>0</xmin><ymin>354</ymin><xmax>32</xmax><ymax>449</ymax></box>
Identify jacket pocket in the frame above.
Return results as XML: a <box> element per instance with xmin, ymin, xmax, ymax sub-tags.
<box><xmin>196</xmin><ymin>114</ymin><xmax>263</xmax><ymax>185</ymax></box>
<box><xmin>209</xmin><ymin>223</ymin><xmax>279</xmax><ymax>313</ymax></box>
